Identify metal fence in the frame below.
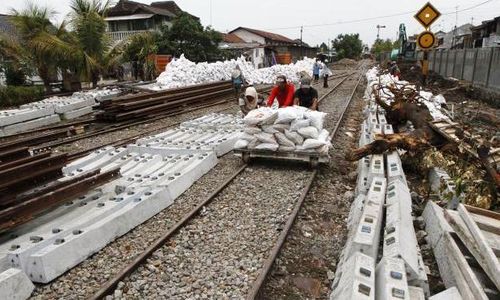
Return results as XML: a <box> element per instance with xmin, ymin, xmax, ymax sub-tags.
<box><xmin>425</xmin><ymin>48</ymin><xmax>500</xmax><ymax>92</ymax></box>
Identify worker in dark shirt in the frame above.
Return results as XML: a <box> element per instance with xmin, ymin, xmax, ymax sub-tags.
<box><xmin>293</xmin><ymin>77</ymin><xmax>319</xmax><ymax>110</ymax></box>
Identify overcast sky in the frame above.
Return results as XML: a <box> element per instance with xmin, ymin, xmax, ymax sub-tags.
<box><xmin>1</xmin><ymin>0</ymin><xmax>499</xmax><ymax>47</ymax></box>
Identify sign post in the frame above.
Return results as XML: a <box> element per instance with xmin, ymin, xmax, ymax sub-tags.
<box><xmin>414</xmin><ymin>2</ymin><xmax>441</xmax><ymax>85</ymax></box>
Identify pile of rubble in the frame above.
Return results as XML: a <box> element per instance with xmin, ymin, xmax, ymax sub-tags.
<box><xmin>151</xmin><ymin>55</ymin><xmax>315</xmax><ymax>90</ymax></box>
<box><xmin>329</xmin><ymin>68</ymin><xmax>462</xmax><ymax>299</ymax></box>
<box><xmin>234</xmin><ymin>106</ymin><xmax>330</xmax><ymax>154</ymax></box>
<box><xmin>0</xmin><ymin>113</ymin><xmax>243</xmax><ymax>298</ymax></box>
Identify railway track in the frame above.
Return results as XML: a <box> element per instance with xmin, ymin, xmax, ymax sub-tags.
<box><xmin>85</xmin><ymin>69</ymin><xmax>365</xmax><ymax>299</ymax></box>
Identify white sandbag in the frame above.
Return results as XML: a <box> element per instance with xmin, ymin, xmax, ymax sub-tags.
<box><xmin>302</xmin><ymin>138</ymin><xmax>327</xmax><ymax>149</ymax></box>
<box><xmin>240</xmin><ymin>132</ymin><xmax>257</xmax><ymax>141</ymax></box>
<box><xmin>255</xmin><ymin>143</ymin><xmax>279</xmax><ymax>151</ymax></box>
<box><xmin>284</xmin><ymin>129</ymin><xmax>304</xmax><ymax>145</ymax></box>
<box><xmin>247</xmin><ymin>139</ymin><xmax>259</xmax><ymax>149</ymax></box>
<box><xmin>262</xmin><ymin>125</ymin><xmax>279</xmax><ymax>134</ymax></box>
<box><xmin>275</xmin><ymin>132</ymin><xmax>295</xmax><ymax>147</ymax></box>
<box><xmin>317</xmin><ymin>144</ymin><xmax>329</xmax><ymax>155</ymax></box>
<box><xmin>272</xmin><ymin>123</ymin><xmax>290</xmax><ymax>133</ymax></box>
<box><xmin>318</xmin><ymin>129</ymin><xmax>329</xmax><ymax>142</ymax></box>
<box><xmin>234</xmin><ymin>139</ymin><xmax>249</xmax><ymax>149</ymax></box>
<box><xmin>298</xmin><ymin>126</ymin><xmax>319</xmax><ymax>139</ymax></box>
<box><xmin>243</xmin><ymin>107</ymin><xmax>278</xmax><ymax>125</ymax></box>
<box><xmin>255</xmin><ymin>132</ymin><xmax>277</xmax><ymax>144</ymax></box>
<box><xmin>290</xmin><ymin>119</ymin><xmax>310</xmax><ymax>131</ymax></box>
<box><xmin>244</xmin><ymin>127</ymin><xmax>262</xmax><ymax>135</ymax></box>
<box><xmin>279</xmin><ymin>145</ymin><xmax>296</xmax><ymax>152</ymax></box>
<box><xmin>305</xmin><ymin>111</ymin><xmax>326</xmax><ymax>131</ymax></box>
<box><xmin>275</xmin><ymin>106</ymin><xmax>299</xmax><ymax>124</ymax></box>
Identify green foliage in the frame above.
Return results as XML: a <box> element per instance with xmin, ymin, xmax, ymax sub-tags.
<box><xmin>156</xmin><ymin>12</ymin><xmax>222</xmax><ymax>62</ymax></box>
<box><xmin>122</xmin><ymin>32</ymin><xmax>158</xmax><ymax>80</ymax></box>
<box><xmin>332</xmin><ymin>34</ymin><xmax>363</xmax><ymax>60</ymax></box>
<box><xmin>3</xmin><ymin>64</ymin><xmax>26</xmax><ymax>85</ymax></box>
<box><xmin>371</xmin><ymin>38</ymin><xmax>395</xmax><ymax>56</ymax></box>
<box><xmin>319</xmin><ymin>42</ymin><xmax>328</xmax><ymax>53</ymax></box>
<box><xmin>0</xmin><ymin>85</ymin><xmax>44</xmax><ymax>107</ymax></box>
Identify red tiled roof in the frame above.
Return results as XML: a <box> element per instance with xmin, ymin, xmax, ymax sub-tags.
<box><xmin>229</xmin><ymin>27</ymin><xmax>296</xmax><ymax>44</ymax></box>
<box><xmin>221</xmin><ymin>33</ymin><xmax>245</xmax><ymax>43</ymax></box>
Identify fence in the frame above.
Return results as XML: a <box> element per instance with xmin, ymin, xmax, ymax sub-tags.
<box><xmin>426</xmin><ymin>48</ymin><xmax>500</xmax><ymax>92</ymax></box>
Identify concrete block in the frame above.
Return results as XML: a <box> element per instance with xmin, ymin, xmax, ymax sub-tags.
<box><xmin>2</xmin><ymin>114</ymin><xmax>60</xmax><ymax>136</ymax></box>
<box><xmin>383</xmin><ymin>221</ymin><xmax>420</xmax><ymax>283</ymax></box>
<box><xmin>331</xmin><ymin>252</ymin><xmax>375</xmax><ymax>300</ymax></box>
<box><xmin>356</xmin><ymin>156</ymin><xmax>371</xmax><ymax>195</ymax></box>
<box><xmin>351</xmin><ymin>178</ymin><xmax>387</xmax><ymax>260</ymax></box>
<box><xmin>62</xmin><ymin>147</ymin><xmax>128</xmax><ymax>178</ymax></box>
<box><xmin>376</xmin><ymin>257</ymin><xmax>410</xmax><ymax>300</ymax></box>
<box><xmin>378</xmin><ymin>113</ymin><xmax>388</xmax><ymax>125</ymax></box>
<box><xmin>52</xmin><ymin>97</ymin><xmax>95</xmax><ymax>114</ymax></box>
<box><xmin>408</xmin><ymin>286</ymin><xmax>425</xmax><ymax>300</ymax></box>
<box><xmin>26</xmin><ymin>188</ymin><xmax>171</xmax><ymax>283</ymax></box>
<box><xmin>347</xmin><ymin>194</ymin><xmax>366</xmax><ymax>232</ymax></box>
<box><xmin>180</xmin><ymin>113</ymin><xmax>243</xmax><ymax>131</ymax></box>
<box><xmin>0</xmin><ymin>268</ymin><xmax>34</xmax><ymax>300</ymax></box>
<box><xmin>0</xmin><ymin>106</ymin><xmax>54</xmax><ymax>127</ymax></box>
<box><xmin>422</xmin><ymin>201</ymin><xmax>453</xmax><ymax>249</ymax></box>
<box><xmin>428</xmin><ymin>168</ymin><xmax>455</xmax><ymax>198</ymax></box>
<box><xmin>368</xmin><ymin>111</ymin><xmax>378</xmax><ymax>130</ymax></box>
<box><xmin>62</xmin><ymin>146</ymin><xmax>116</xmax><ymax>175</ymax></box>
<box><xmin>61</xmin><ymin>106</ymin><xmax>93</xmax><ymax>120</ymax></box>
<box><xmin>367</xmin><ymin>155</ymin><xmax>385</xmax><ymax>192</ymax></box>
<box><xmin>371</xmin><ymin>123</ymin><xmax>383</xmax><ymax>140</ymax></box>
<box><xmin>386</xmin><ymin>151</ymin><xmax>407</xmax><ymax>185</ymax></box>
<box><xmin>385</xmin><ymin>179</ymin><xmax>413</xmax><ymax>224</ymax></box>
<box><xmin>429</xmin><ymin>287</ymin><xmax>463</xmax><ymax>300</ymax></box>
<box><xmin>383</xmin><ymin>124</ymin><xmax>394</xmax><ymax>134</ymax></box>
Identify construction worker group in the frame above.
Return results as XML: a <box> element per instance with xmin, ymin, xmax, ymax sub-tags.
<box><xmin>233</xmin><ymin>59</ymin><xmax>332</xmax><ymax>116</ymax></box>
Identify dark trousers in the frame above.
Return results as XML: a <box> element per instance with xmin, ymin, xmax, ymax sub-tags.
<box><xmin>323</xmin><ymin>75</ymin><xmax>329</xmax><ymax>88</ymax></box>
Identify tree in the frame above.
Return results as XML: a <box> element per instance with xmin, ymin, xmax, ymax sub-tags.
<box><xmin>69</xmin><ymin>0</ymin><xmax>111</xmax><ymax>87</ymax></box>
<box><xmin>332</xmin><ymin>34</ymin><xmax>363</xmax><ymax>60</ymax></box>
<box><xmin>122</xmin><ymin>32</ymin><xmax>158</xmax><ymax>81</ymax></box>
<box><xmin>371</xmin><ymin>38</ymin><xmax>394</xmax><ymax>56</ymax></box>
<box><xmin>156</xmin><ymin>12</ymin><xmax>222</xmax><ymax>62</ymax></box>
<box><xmin>319</xmin><ymin>42</ymin><xmax>328</xmax><ymax>53</ymax></box>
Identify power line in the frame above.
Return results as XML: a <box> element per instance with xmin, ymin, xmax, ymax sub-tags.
<box><xmin>264</xmin><ymin>0</ymin><xmax>497</xmax><ymax>31</ymax></box>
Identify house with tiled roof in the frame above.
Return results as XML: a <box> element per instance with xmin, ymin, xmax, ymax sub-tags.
<box><xmin>105</xmin><ymin>0</ymin><xmax>196</xmax><ymax>42</ymax></box>
<box><xmin>229</xmin><ymin>27</ymin><xmax>317</xmax><ymax>66</ymax></box>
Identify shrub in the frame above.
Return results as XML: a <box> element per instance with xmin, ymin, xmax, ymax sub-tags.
<box><xmin>0</xmin><ymin>86</ymin><xmax>45</xmax><ymax>108</ymax></box>
<box><xmin>4</xmin><ymin>64</ymin><xmax>26</xmax><ymax>86</ymax></box>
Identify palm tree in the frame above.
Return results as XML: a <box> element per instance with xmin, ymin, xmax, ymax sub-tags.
<box><xmin>69</xmin><ymin>0</ymin><xmax>111</xmax><ymax>87</ymax></box>
<box><xmin>8</xmin><ymin>3</ymin><xmax>72</xmax><ymax>92</ymax></box>
<box><xmin>122</xmin><ymin>32</ymin><xmax>158</xmax><ymax>81</ymax></box>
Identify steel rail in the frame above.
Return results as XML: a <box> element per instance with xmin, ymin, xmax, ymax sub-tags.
<box><xmin>246</xmin><ymin>67</ymin><xmax>366</xmax><ymax>299</ymax></box>
<box><xmin>89</xmin><ymin>74</ymin><xmax>358</xmax><ymax>300</ymax></box>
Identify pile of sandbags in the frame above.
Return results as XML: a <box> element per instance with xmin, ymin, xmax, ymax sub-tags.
<box><xmin>234</xmin><ymin>106</ymin><xmax>330</xmax><ymax>155</ymax></box>
<box><xmin>151</xmin><ymin>54</ymin><xmax>316</xmax><ymax>90</ymax></box>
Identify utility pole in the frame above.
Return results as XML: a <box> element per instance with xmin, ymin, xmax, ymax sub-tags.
<box><xmin>210</xmin><ymin>0</ymin><xmax>213</xmax><ymax>27</ymax></box>
<box><xmin>376</xmin><ymin>24</ymin><xmax>386</xmax><ymax>40</ymax></box>
<box><xmin>300</xmin><ymin>26</ymin><xmax>303</xmax><ymax>58</ymax></box>
<box><xmin>452</xmin><ymin>6</ymin><xmax>458</xmax><ymax>49</ymax></box>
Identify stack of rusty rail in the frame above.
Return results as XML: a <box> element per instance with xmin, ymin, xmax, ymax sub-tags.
<box><xmin>0</xmin><ymin>140</ymin><xmax>119</xmax><ymax>233</ymax></box>
<box><xmin>96</xmin><ymin>80</ymin><xmax>234</xmax><ymax>122</ymax></box>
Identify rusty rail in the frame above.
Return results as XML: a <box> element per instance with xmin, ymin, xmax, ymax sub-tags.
<box><xmin>0</xmin><ymin>168</ymin><xmax>120</xmax><ymax>233</ymax></box>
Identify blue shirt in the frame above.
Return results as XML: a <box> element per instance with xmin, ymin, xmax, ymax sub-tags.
<box><xmin>312</xmin><ymin>63</ymin><xmax>320</xmax><ymax>75</ymax></box>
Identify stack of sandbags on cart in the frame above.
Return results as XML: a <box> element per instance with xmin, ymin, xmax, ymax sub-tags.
<box><xmin>330</xmin><ymin>67</ymin><xmax>431</xmax><ymax>300</ymax></box>
<box><xmin>22</xmin><ymin>94</ymin><xmax>96</xmax><ymax>121</ymax></box>
<box><xmin>129</xmin><ymin>113</ymin><xmax>244</xmax><ymax>157</ymax></box>
<box><xmin>233</xmin><ymin>106</ymin><xmax>330</xmax><ymax>155</ymax></box>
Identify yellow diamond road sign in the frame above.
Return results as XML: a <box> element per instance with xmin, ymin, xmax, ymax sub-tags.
<box><xmin>415</xmin><ymin>2</ymin><xmax>441</xmax><ymax>29</ymax></box>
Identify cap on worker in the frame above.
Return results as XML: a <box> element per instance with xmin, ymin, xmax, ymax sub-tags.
<box><xmin>300</xmin><ymin>77</ymin><xmax>311</xmax><ymax>88</ymax></box>
<box><xmin>276</xmin><ymin>75</ymin><xmax>287</xmax><ymax>83</ymax></box>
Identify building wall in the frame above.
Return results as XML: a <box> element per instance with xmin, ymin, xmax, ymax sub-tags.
<box><xmin>231</xmin><ymin>29</ymin><xmax>266</xmax><ymax>44</ymax></box>
<box><xmin>427</xmin><ymin>48</ymin><xmax>500</xmax><ymax>92</ymax></box>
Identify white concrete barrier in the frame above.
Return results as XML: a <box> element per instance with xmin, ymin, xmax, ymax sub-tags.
<box><xmin>331</xmin><ymin>252</ymin><xmax>375</xmax><ymax>300</ymax></box>
<box><xmin>386</xmin><ymin>151</ymin><xmax>408</xmax><ymax>185</ymax></box>
<box><xmin>0</xmin><ymin>268</ymin><xmax>34</xmax><ymax>300</ymax></box>
<box><xmin>1</xmin><ymin>114</ymin><xmax>60</xmax><ymax>136</ymax></box>
<box><xmin>61</xmin><ymin>106</ymin><xmax>93</xmax><ymax>120</ymax></box>
<box><xmin>0</xmin><ymin>107</ymin><xmax>54</xmax><ymax>127</ymax></box>
<box><xmin>367</xmin><ymin>155</ymin><xmax>385</xmax><ymax>190</ymax></box>
<box><xmin>376</xmin><ymin>257</ymin><xmax>410</xmax><ymax>300</ymax></box>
